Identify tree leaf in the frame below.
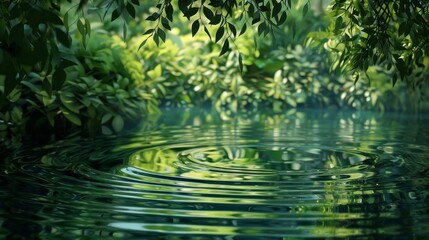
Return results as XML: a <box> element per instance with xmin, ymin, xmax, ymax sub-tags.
<box><xmin>85</xmin><ymin>18</ymin><xmax>91</xmax><ymax>36</ymax></box>
<box><xmin>204</xmin><ymin>26</ymin><xmax>212</xmax><ymax>40</ymax></box>
<box><xmin>112</xmin><ymin>115</ymin><xmax>124</xmax><ymax>132</ymax></box>
<box><xmin>111</xmin><ymin>9</ymin><xmax>120</xmax><ymax>22</ymax></box>
<box><xmin>54</xmin><ymin>27</ymin><xmax>71</xmax><ymax>47</ymax></box>
<box><xmin>258</xmin><ymin>22</ymin><xmax>266</xmax><ymax>36</ymax></box>
<box><xmin>126</xmin><ymin>3</ymin><xmax>136</xmax><ymax>18</ymax></box>
<box><xmin>123</xmin><ymin>21</ymin><xmax>127</xmax><ymax>40</ymax></box>
<box><xmin>215</xmin><ymin>26</ymin><xmax>225</xmax><ymax>43</ymax></box>
<box><xmin>335</xmin><ymin>16</ymin><xmax>343</xmax><ymax>32</ymax></box>
<box><xmin>185</xmin><ymin>7</ymin><xmax>199</xmax><ymax>19</ymax></box>
<box><xmin>158</xmin><ymin>29</ymin><xmax>166</xmax><ymax>42</ymax></box>
<box><xmin>252</xmin><ymin>11</ymin><xmax>260</xmax><ymax>25</ymax></box>
<box><xmin>131</xmin><ymin>0</ymin><xmax>140</xmax><ymax>6</ymax></box>
<box><xmin>77</xmin><ymin>19</ymin><xmax>86</xmax><ymax>36</ymax></box>
<box><xmin>192</xmin><ymin>20</ymin><xmax>200</xmax><ymax>36</ymax></box>
<box><xmin>161</xmin><ymin>17</ymin><xmax>171</xmax><ymax>30</ymax></box>
<box><xmin>166</xmin><ymin>4</ymin><xmax>174</xmax><ymax>21</ymax></box>
<box><xmin>146</xmin><ymin>12</ymin><xmax>160</xmax><ymax>21</ymax></box>
<box><xmin>138</xmin><ymin>39</ymin><xmax>148</xmax><ymax>50</ymax></box>
<box><xmin>143</xmin><ymin>28</ymin><xmax>154</xmax><ymax>35</ymax></box>
<box><xmin>238</xmin><ymin>53</ymin><xmax>243</xmax><ymax>74</ymax></box>
<box><xmin>228</xmin><ymin>22</ymin><xmax>236</xmax><ymax>37</ymax></box>
<box><xmin>60</xmin><ymin>95</ymin><xmax>81</xmax><ymax>114</ymax></box>
<box><xmin>239</xmin><ymin>23</ymin><xmax>247</xmax><ymax>36</ymax></box>
<box><xmin>210</xmin><ymin>14</ymin><xmax>222</xmax><ymax>25</ymax></box>
<box><xmin>277</xmin><ymin>12</ymin><xmax>287</xmax><ymax>25</ymax></box>
<box><xmin>219</xmin><ymin>39</ymin><xmax>229</xmax><ymax>56</ymax></box>
<box><xmin>101</xmin><ymin>113</ymin><xmax>113</xmax><ymax>124</ymax></box>
<box><xmin>63</xmin><ymin>11</ymin><xmax>69</xmax><ymax>32</ymax></box>
<box><xmin>203</xmin><ymin>6</ymin><xmax>214</xmax><ymax>20</ymax></box>
<box><xmin>303</xmin><ymin>3</ymin><xmax>308</xmax><ymax>17</ymax></box>
<box><xmin>61</xmin><ymin>108</ymin><xmax>81</xmax><ymax>126</ymax></box>
<box><xmin>153</xmin><ymin>32</ymin><xmax>160</xmax><ymax>46</ymax></box>
<box><xmin>272</xmin><ymin>1</ymin><xmax>281</xmax><ymax>18</ymax></box>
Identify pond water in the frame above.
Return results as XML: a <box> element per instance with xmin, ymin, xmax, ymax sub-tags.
<box><xmin>1</xmin><ymin>108</ymin><xmax>428</xmax><ymax>239</ymax></box>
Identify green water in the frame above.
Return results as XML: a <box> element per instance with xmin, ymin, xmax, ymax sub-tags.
<box><xmin>1</xmin><ymin>108</ymin><xmax>428</xmax><ymax>239</ymax></box>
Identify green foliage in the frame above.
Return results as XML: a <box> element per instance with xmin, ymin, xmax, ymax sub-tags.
<box><xmin>1</xmin><ymin>0</ymin><xmax>428</xmax><ymax>137</ymax></box>
<box><xmin>309</xmin><ymin>0</ymin><xmax>429</xmax><ymax>90</ymax></box>
<box><xmin>121</xmin><ymin>12</ymin><xmax>419</xmax><ymax>114</ymax></box>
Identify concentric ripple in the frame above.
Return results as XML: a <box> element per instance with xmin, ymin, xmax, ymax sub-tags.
<box><xmin>1</xmin><ymin>109</ymin><xmax>429</xmax><ymax>239</ymax></box>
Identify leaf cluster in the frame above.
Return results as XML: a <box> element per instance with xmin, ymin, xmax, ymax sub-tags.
<box><xmin>313</xmin><ymin>0</ymin><xmax>429</xmax><ymax>91</ymax></box>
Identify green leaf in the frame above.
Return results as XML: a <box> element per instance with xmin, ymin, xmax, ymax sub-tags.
<box><xmin>64</xmin><ymin>11</ymin><xmax>69</xmax><ymax>32</ymax></box>
<box><xmin>184</xmin><ymin>7</ymin><xmax>199</xmax><ymax>19</ymax></box>
<box><xmin>112</xmin><ymin>115</ymin><xmax>124</xmax><ymax>132</ymax></box>
<box><xmin>335</xmin><ymin>16</ymin><xmax>343</xmax><ymax>32</ymax></box>
<box><xmin>77</xmin><ymin>19</ymin><xmax>86</xmax><ymax>36</ymax></box>
<box><xmin>203</xmin><ymin>6</ymin><xmax>214</xmax><ymax>20</ymax></box>
<box><xmin>166</xmin><ymin>4</ymin><xmax>174</xmax><ymax>21</ymax></box>
<box><xmin>210</xmin><ymin>14</ymin><xmax>222</xmax><ymax>25</ymax></box>
<box><xmin>85</xmin><ymin>18</ymin><xmax>91</xmax><ymax>36</ymax></box>
<box><xmin>60</xmin><ymin>95</ymin><xmax>81</xmax><ymax>114</ymax></box>
<box><xmin>111</xmin><ymin>9</ymin><xmax>120</xmax><ymax>22</ymax></box>
<box><xmin>252</xmin><ymin>11</ymin><xmax>261</xmax><ymax>25</ymax></box>
<box><xmin>228</xmin><ymin>22</ymin><xmax>236</xmax><ymax>37</ymax></box>
<box><xmin>219</xmin><ymin>39</ymin><xmax>230</xmax><ymax>56</ymax></box>
<box><xmin>54</xmin><ymin>27</ymin><xmax>71</xmax><ymax>47</ymax></box>
<box><xmin>239</xmin><ymin>23</ymin><xmax>247</xmax><ymax>36</ymax></box>
<box><xmin>148</xmin><ymin>64</ymin><xmax>162</xmax><ymax>79</ymax></box>
<box><xmin>272</xmin><ymin>1</ymin><xmax>281</xmax><ymax>18</ymax></box>
<box><xmin>43</xmin><ymin>9</ymin><xmax>63</xmax><ymax>25</ymax></box>
<box><xmin>302</xmin><ymin>3</ymin><xmax>308</xmax><ymax>17</ymax></box>
<box><xmin>152</xmin><ymin>32</ymin><xmax>159</xmax><ymax>46</ymax></box>
<box><xmin>215</xmin><ymin>26</ymin><xmax>225</xmax><ymax>43</ymax></box>
<box><xmin>138</xmin><ymin>39</ymin><xmax>148</xmax><ymax>50</ymax></box>
<box><xmin>126</xmin><ymin>3</ymin><xmax>136</xmax><ymax>18</ymax></box>
<box><xmin>258</xmin><ymin>22</ymin><xmax>266</xmax><ymax>36</ymax></box>
<box><xmin>353</xmin><ymin>73</ymin><xmax>360</xmax><ymax>85</ymax></box>
<box><xmin>131</xmin><ymin>0</ymin><xmax>140</xmax><ymax>6</ymax></box>
<box><xmin>101</xmin><ymin>113</ymin><xmax>113</xmax><ymax>124</ymax></box>
<box><xmin>146</xmin><ymin>12</ymin><xmax>160</xmax><ymax>21</ymax></box>
<box><xmin>192</xmin><ymin>20</ymin><xmax>200</xmax><ymax>36</ymax></box>
<box><xmin>392</xmin><ymin>74</ymin><xmax>398</xmax><ymax>86</ymax></box>
<box><xmin>277</xmin><ymin>12</ymin><xmax>287</xmax><ymax>25</ymax></box>
<box><xmin>143</xmin><ymin>29</ymin><xmax>154</xmax><ymax>35</ymax></box>
<box><xmin>161</xmin><ymin>17</ymin><xmax>171</xmax><ymax>30</ymax></box>
<box><xmin>158</xmin><ymin>29</ymin><xmax>166</xmax><ymax>43</ymax></box>
<box><xmin>7</xmin><ymin>88</ymin><xmax>21</xmax><ymax>103</ymax></box>
<box><xmin>61</xmin><ymin>108</ymin><xmax>81</xmax><ymax>126</ymax></box>
<box><xmin>123</xmin><ymin>21</ymin><xmax>127</xmax><ymax>40</ymax></box>
<box><xmin>204</xmin><ymin>26</ymin><xmax>212</xmax><ymax>40</ymax></box>
<box><xmin>10</xmin><ymin>107</ymin><xmax>22</xmax><ymax>123</ymax></box>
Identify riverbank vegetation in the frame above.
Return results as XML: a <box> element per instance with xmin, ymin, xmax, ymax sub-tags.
<box><xmin>1</xmin><ymin>0</ymin><xmax>428</xmax><ymax>138</ymax></box>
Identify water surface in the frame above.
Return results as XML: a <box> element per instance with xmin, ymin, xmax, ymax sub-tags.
<box><xmin>1</xmin><ymin>108</ymin><xmax>428</xmax><ymax>239</ymax></box>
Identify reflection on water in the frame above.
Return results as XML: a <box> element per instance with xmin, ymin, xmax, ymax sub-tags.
<box><xmin>1</xmin><ymin>108</ymin><xmax>429</xmax><ymax>239</ymax></box>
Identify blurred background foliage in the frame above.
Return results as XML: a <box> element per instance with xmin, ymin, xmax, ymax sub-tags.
<box><xmin>0</xmin><ymin>0</ymin><xmax>428</xmax><ymax>139</ymax></box>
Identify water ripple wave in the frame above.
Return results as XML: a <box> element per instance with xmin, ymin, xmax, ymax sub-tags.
<box><xmin>1</xmin><ymin>109</ymin><xmax>428</xmax><ymax>239</ymax></box>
